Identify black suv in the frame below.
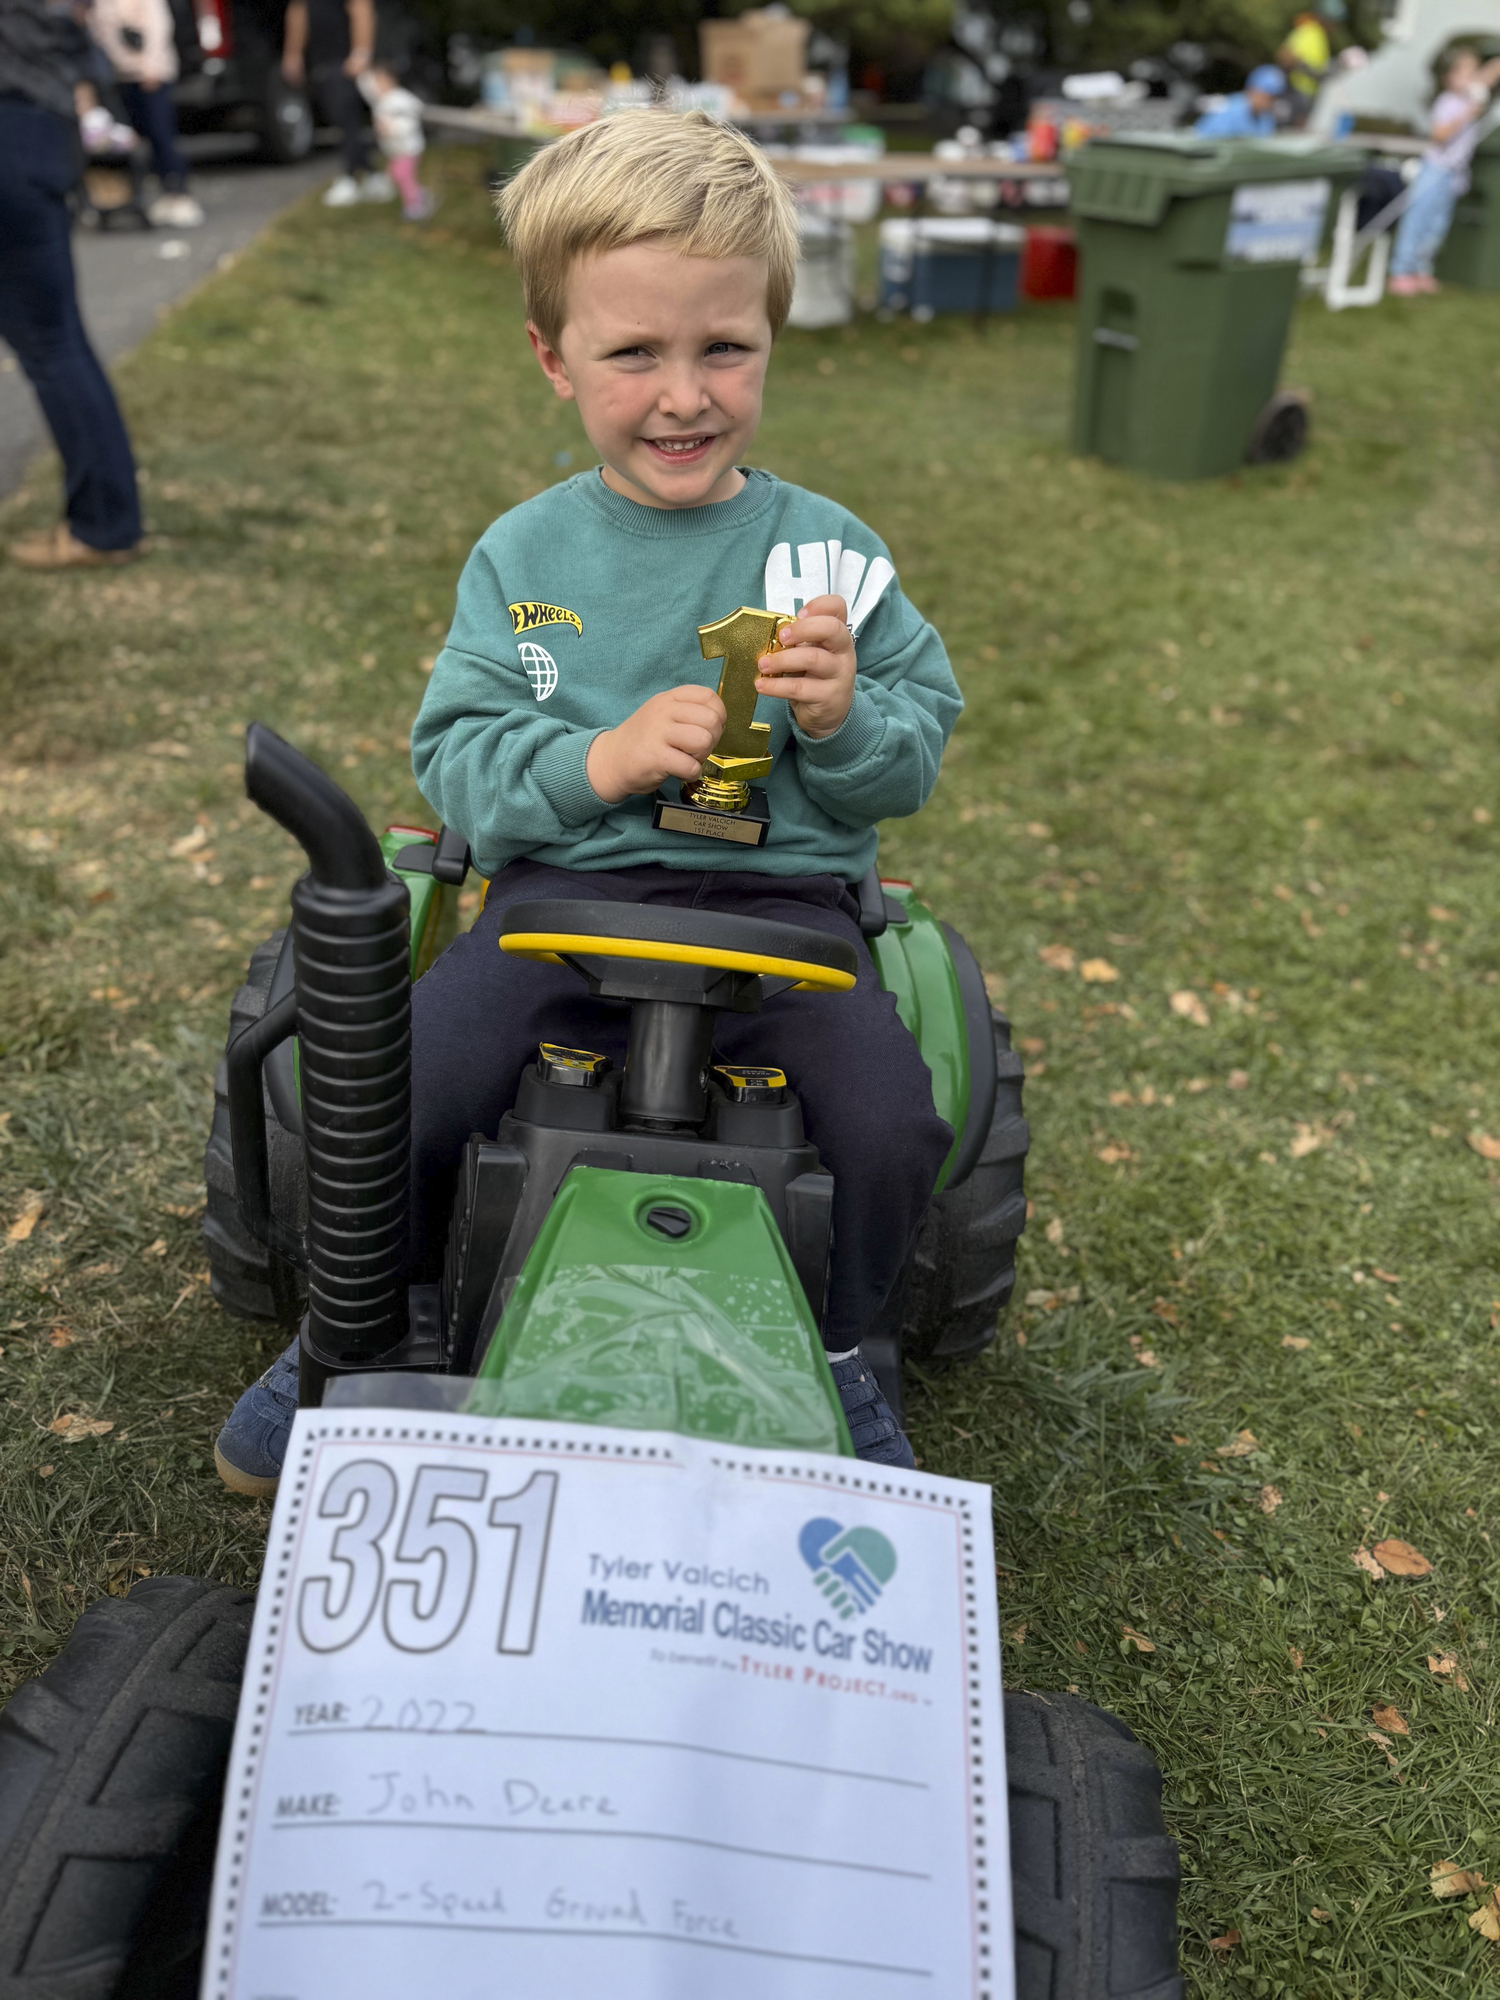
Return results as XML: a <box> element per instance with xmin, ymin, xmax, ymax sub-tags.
<box><xmin>167</xmin><ymin>0</ymin><xmax>314</xmax><ymax>163</ymax></box>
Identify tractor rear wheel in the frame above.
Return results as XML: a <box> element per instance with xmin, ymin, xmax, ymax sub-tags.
<box><xmin>0</xmin><ymin>1577</ymin><xmax>254</xmax><ymax>1999</ymax></box>
<box><xmin>893</xmin><ymin>1007</ymin><xmax>1029</xmax><ymax>1365</ymax></box>
<box><xmin>202</xmin><ymin>930</ymin><xmax>306</xmax><ymax>1325</ymax></box>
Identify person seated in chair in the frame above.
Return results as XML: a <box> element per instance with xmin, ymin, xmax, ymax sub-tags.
<box><xmin>215</xmin><ymin>110</ymin><xmax>963</xmax><ymax>1494</ymax></box>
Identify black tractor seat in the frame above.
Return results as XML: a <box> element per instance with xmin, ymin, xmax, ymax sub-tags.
<box><xmin>498</xmin><ymin>899</ymin><xmax>858</xmax><ymax>996</ymax></box>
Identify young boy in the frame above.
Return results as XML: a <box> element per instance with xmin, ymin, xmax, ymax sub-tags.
<box><xmin>215</xmin><ymin>110</ymin><xmax>962</xmax><ymax>1495</ymax></box>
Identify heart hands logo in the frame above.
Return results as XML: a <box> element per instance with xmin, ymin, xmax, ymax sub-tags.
<box><xmin>799</xmin><ymin>1517</ymin><xmax>897</xmax><ymax>1621</ymax></box>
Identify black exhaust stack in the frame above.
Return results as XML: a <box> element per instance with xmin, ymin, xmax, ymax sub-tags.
<box><xmin>243</xmin><ymin>723</ymin><xmax>411</xmax><ymax>1406</ymax></box>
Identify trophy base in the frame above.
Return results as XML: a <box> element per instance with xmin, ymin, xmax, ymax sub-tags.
<box><xmin>652</xmin><ymin>784</ymin><xmax>770</xmax><ymax>848</ymax></box>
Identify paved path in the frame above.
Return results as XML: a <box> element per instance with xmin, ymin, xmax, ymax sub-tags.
<box><xmin>0</xmin><ymin>137</ymin><xmax>332</xmax><ymax>504</ymax></box>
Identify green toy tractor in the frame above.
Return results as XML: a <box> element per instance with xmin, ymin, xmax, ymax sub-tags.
<box><xmin>0</xmin><ymin>727</ymin><xmax>1181</xmax><ymax>2000</ymax></box>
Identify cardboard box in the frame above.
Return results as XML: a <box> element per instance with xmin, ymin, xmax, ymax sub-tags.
<box><xmin>699</xmin><ymin>11</ymin><xmax>809</xmax><ymax>95</ymax></box>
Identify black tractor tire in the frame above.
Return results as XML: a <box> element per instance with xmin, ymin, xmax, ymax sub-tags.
<box><xmin>1006</xmin><ymin>1689</ymin><xmax>1182</xmax><ymax>2000</ymax></box>
<box><xmin>0</xmin><ymin>1577</ymin><xmax>255</xmax><ymax>2000</ymax></box>
<box><xmin>894</xmin><ymin>1008</ymin><xmax>1028</xmax><ymax>1365</ymax></box>
<box><xmin>202</xmin><ymin>930</ymin><xmax>307</xmax><ymax>1326</ymax></box>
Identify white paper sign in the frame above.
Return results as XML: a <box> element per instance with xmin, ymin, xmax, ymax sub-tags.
<box><xmin>203</xmin><ymin>1408</ymin><xmax>1011</xmax><ymax>2000</ymax></box>
<box><xmin>1225</xmin><ymin>177</ymin><xmax>1331</xmax><ymax>263</ymax></box>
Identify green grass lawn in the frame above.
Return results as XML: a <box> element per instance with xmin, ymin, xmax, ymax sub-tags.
<box><xmin>3</xmin><ymin>148</ymin><xmax>1499</xmax><ymax>1995</ymax></box>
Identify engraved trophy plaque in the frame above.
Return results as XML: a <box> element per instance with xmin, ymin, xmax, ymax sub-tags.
<box><xmin>651</xmin><ymin>606</ymin><xmax>789</xmax><ymax>848</ymax></box>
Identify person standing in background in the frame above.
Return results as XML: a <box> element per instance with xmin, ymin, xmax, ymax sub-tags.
<box><xmin>1277</xmin><ymin>0</ymin><xmax>1346</xmax><ymax>124</ymax></box>
<box><xmin>90</xmin><ymin>0</ymin><xmax>204</xmax><ymax>228</ymax></box>
<box><xmin>0</xmin><ymin>0</ymin><xmax>143</xmax><ymax>569</ymax></box>
<box><xmin>1195</xmin><ymin>64</ymin><xmax>1287</xmax><ymax>137</ymax></box>
<box><xmin>281</xmin><ymin>0</ymin><xmax>393</xmax><ymax>207</ymax></box>
<box><xmin>1389</xmin><ymin>44</ymin><xmax>1500</xmax><ymax>295</ymax></box>
<box><xmin>358</xmin><ymin>58</ymin><xmax>430</xmax><ymax>220</ymax></box>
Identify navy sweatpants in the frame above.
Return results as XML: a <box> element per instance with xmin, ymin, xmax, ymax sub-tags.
<box><xmin>410</xmin><ymin>860</ymin><xmax>954</xmax><ymax>1352</ymax></box>
<box><xmin>0</xmin><ymin>96</ymin><xmax>140</xmax><ymax>551</ymax></box>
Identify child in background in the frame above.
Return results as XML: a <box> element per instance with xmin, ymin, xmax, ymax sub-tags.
<box><xmin>1389</xmin><ymin>44</ymin><xmax>1500</xmax><ymax>295</ymax></box>
<box><xmin>358</xmin><ymin>61</ymin><xmax>431</xmax><ymax>221</ymax></box>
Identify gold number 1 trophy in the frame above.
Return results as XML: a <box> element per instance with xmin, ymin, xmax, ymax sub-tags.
<box><xmin>651</xmin><ymin>606</ymin><xmax>789</xmax><ymax>849</ymax></box>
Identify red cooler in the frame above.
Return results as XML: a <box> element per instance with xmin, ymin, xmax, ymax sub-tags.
<box><xmin>1023</xmin><ymin>226</ymin><xmax>1077</xmax><ymax>300</ymax></box>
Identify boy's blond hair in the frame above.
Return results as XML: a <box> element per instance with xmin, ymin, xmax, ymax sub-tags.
<box><xmin>497</xmin><ymin>110</ymin><xmax>800</xmax><ymax>345</ymax></box>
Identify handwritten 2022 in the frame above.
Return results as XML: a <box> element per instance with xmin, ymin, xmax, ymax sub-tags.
<box><xmin>298</xmin><ymin>1462</ymin><xmax>558</xmax><ymax>1655</ymax></box>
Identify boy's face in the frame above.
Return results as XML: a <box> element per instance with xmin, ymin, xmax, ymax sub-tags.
<box><xmin>1448</xmin><ymin>50</ymin><xmax>1478</xmax><ymax>87</ymax></box>
<box><xmin>528</xmin><ymin>243</ymin><xmax>773</xmax><ymax>510</ymax></box>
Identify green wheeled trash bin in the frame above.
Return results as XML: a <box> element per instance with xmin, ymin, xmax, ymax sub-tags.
<box><xmin>1437</xmin><ymin>125</ymin><xmax>1500</xmax><ymax>291</ymax></box>
<box><xmin>1069</xmin><ymin>133</ymin><xmax>1363</xmax><ymax>479</ymax></box>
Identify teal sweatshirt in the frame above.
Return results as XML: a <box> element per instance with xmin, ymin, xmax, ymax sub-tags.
<box><xmin>411</xmin><ymin>467</ymin><xmax>961</xmax><ymax>882</ymax></box>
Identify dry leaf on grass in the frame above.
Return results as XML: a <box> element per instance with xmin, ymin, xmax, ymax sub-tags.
<box><xmin>1152</xmin><ymin>1298</ymin><xmax>1179</xmax><ymax>1325</ymax></box>
<box><xmin>1373</xmin><ymin>1267</ymin><xmax>1400</xmax><ymax>1285</ymax></box>
<box><xmin>1169</xmin><ymin>990</ymin><xmax>1210</xmax><ymax>1028</ymax></box>
<box><xmin>47</xmin><ymin>1326</ymin><xmax>75</xmax><ymax>1349</ymax></box>
<box><xmin>1038</xmin><ymin>943</ymin><xmax>1076</xmax><ymax>972</ymax></box>
<box><xmin>1367</xmin><ymin>1730</ymin><xmax>1403</xmax><ymax>1774</ymax></box>
<box><xmin>1080</xmin><ymin>958</ymin><xmax>1120</xmax><ymax>984</ymax></box>
<box><xmin>1428</xmin><ymin>1652</ymin><xmax>1471</xmax><ymax>1691</ymax></box>
<box><xmin>1185</xmin><ymin>1077</ymin><xmax>1211</xmax><ymax>1093</ymax></box>
<box><xmin>1207</xmin><ymin>1929</ymin><xmax>1241</xmax><ymax>1954</ymax></box>
<box><xmin>1227</xmin><ymin>1068</ymin><xmax>1250</xmax><ymax>1089</ymax></box>
<box><xmin>1467</xmin><ymin>1131</ymin><xmax>1500</xmax><ymax>1161</ymax></box>
<box><xmin>6</xmin><ymin>1192</ymin><xmax>45</xmax><ymax>1244</ymax></box>
<box><xmin>1216</xmin><ymin>1430</ymin><xmax>1258</xmax><ymax>1458</ymax></box>
<box><xmin>48</xmin><ymin>1413</ymin><xmax>113</xmax><ymax>1443</ymax></box>
<box><xmin>1121</xmin><ymin>1625</ymin><xmax>1156</xmax><ymax>1653</ymax></box>
<box><xmin>144</xmin><ymin>1237</ymin><xmax>168</xmax><ymax>1258</ymax></box>
<box><xmin>1373</xmin><ymin>1537</ymin><xmax>1432</xmax><ymax>1577</ymax></box>
<box><xmin>1259</xmin><ymin>1484</ymin><xmax>1283</xmax><ymax>1515</ymax></box>
<box><xmin>1431</xmin><ymin>1860</ymin><xmax>1485</xmax><ymax>1899</ymax></box>
<box><xmin>1352</xmin><ymin>1547</ymin><xmax>1386</xmax><ymax>1581</ymax></box>
<box><xmin>1372</xmin><ymin>1703</ymin><xmax>1409</xmax><ymax>1735</ymax></box>
<box><xmin>1289</xmin><ymin>1122</ymin><xmax>1327</xmax><ymax>1159</ymax></box>
<box><xmin>1095</xmin><ymin>1142</ymin><xmax>1133</xmax><ymax>1166</ymax></box>
<box><xmin>1309</xmin><ymin>1907</ymin><xmax>1332</xmax><ymax>1923</ymax></box>
<box><xmin>1045</xmin><ymin>1217</ymin><xmax>1066</xmax><ymax>1245</ymax></box>
<box><xmin>1281</xmin><ymin>1335</ymin><xmax>1311</xmax><ymax>1351</ymax></box>
<box><xmin>1288</xmin><ymin>1645</ymin><xmax>1304</xmax><ymax>1669</ymax></box>
<box><xmin>168</xmin><ymin>824</ymin><xmax>210</xmax><ymax>858</ymax></box>
<box><xmin>1469</xmin><ymin>1892</ymin><xmax>1500</xmax><ymax>1943</ymax></box>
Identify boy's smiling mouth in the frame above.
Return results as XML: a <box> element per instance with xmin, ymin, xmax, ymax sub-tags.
<box><xmin>643</xmin><ymin>433</ymin><xmax>717</xmax><ymax>462</ymax></box>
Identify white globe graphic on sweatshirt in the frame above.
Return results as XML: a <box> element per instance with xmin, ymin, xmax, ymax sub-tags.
<box><xmin>519</xmin><ymin>641</ymin><xmax>558</xmax><ymax>702</ymax></box>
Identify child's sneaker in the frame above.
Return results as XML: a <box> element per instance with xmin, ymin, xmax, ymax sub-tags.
<box><xmin>215</xmin><ymin>1335</ymin><xmax>300</xmax><ymax>1497</ymax></box>
<box><xmin>322</xmin><ymin>174</ymin><xmax>361</xmax><ymax>208</ymax></box>
<box><xmin>829</xmin><ymin>1351</ymin><xmax>916</xmax><ymax>1467</ymax></box>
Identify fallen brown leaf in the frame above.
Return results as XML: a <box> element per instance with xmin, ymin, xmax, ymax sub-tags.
<box><xmin>1079</xmin><ymin>958</ymin><xmax>1120</xmax><ymax>984</ymax></box>
<box><xmin>1152</xmin><ymin>1298</ymin><xmax>1179</xmax><ymax>1325</ymax></box>
<box><xmin>1431</xmin><ymin>1860</ymin><xmax>1485</xmax><ymax>1899</ymax></box>
<box><xmin>1038</xmin><ymin>943</ymin><xmax>1076</xmax><ymax>973</ymax></box>
<box><xmin>1184</xmin><ymin>1077</ymin><xmax>1211</xmax><ymax>1093</ymax></box>
<box><xmin>144</xmin><ymin>1237</ymin><xmax>168</xmax><ymax>1258</ymax></box>
<box><xmin>1121</xmin><ymin>1625</ymin><xmax>1156</xmax><ymax>1653</ymax></box>
<box><xmin>1259</xmin><ymin>1484</ymin><xmax>1283</xmax><ymax>1515</ymax></box>
<box><xmin>1309</xmin><ymin>1907</ymin><xmax>1331</xmax><ymax>1923</ymax></box>
<box><xmin>1095</xmin><ymin>1143</ymin><xmax>1133</xmax><ymax>1166</ymax></box>
<box><xmin>1469</xmin><ymin>1892</ymin><xmax>1500</xmax><ymax>1943</ymax></box>
<box><xmin>1281</xmin><ymin>1334</ymin><xmax>1311</xmax><ymax>1351</ymax></box>
<box><xmin>1045</xmin><ymin>1216</ymin><xmax>1066</xmax><ymax>1245</ymax></box>
<box><xmin>6</xmin><ymin>1192</ymin><xmax>46</xmax><ymax>1244</ymax></box>
<box><xmin>1373</xmin><ymin>1538</ymin><xmax>1432</xmax><ymax>1578</ymax></box>
<box><xmin>1169</xmin><ymin>989</ymin><xmax>1210</xmax><ymax>1028</ymax></box>
<box><xmin>1289</xmin><ymin>1122</ymin><xmax>1326</xmax><ymax>1159</ymax></box>
<box><xmin>1216</xmin><ymin>1430</ymin><xmax>1258</xmax><ymax>1458</ymax></box>
<box><xmin>36</xmin><ymin>1464</ymin><xmax>53</xmax><ymax>1478</ymax></box>
<box><xmin>1373</xmin><ymin>1267</ymin><xmax>1400</xmax><ymax>1285</ymax></box>
<box><xmin>1227</xmin><ymin>1068</ymin><xmax>1250</xmax><ymax>1089</ymax></box>
<box><xmin>1367</xmin><ymin>1729</ymin><xmax>1403</xmax><ymax>1773</ymax></box>
<box><xmin>1352</xmin><ymin>1546</ymin><xmax>1386</xmax><ymax>1581</ymax></box>
<box><xmin>1428</xmin><ymin>1652</ymin><xmax>1471</xmax><ymax>1691</ymax></box>
<box><xmin>1208</xmin><ymin>1929</ymin><xmax>1241</xmax><ymax>1954</ymax></box>
<box><xmin>1467</xmin><ymin>1131</ymin><xmax>1500</xmax><ymax>1161</ymax></box>
<box><xmin>1428</xmin><ymin>905</ymin><xmax>1458</xmax><ymax>923</ymax></box>
<box><xmin>47</xmin><ymin>1325</ymin><xmax>76</xmax><ymax>1349</ymax></box>
<box><xmin>1288</xmin><ymin>1645</ymin><xmax>1304</xmax><ymax>1669</ymax></box>
<box><xmin>48</xmin><ymin>1414</ymin><xmax>113</xmax><ymax>1443</ymax></box>
<box><xmin>1372</xmin><ymin>1703</ymin><xmax>1409</xmax><ymax>1736</ymax></box>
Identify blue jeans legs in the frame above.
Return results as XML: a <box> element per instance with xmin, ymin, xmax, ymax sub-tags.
<box><xmin>119</xmin><ymin>82</ymin><xmax>191</xmax><ymax>192</ymax></box>
<box><xmin>1390</xmin><ymin>160</ymin><xmax>1461</xmax><ymax>279</ymax></box>
<box><xmin>0</xmin><ymin>96</ymin><xmax>141</xmax><ymax>550</ymax></box>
